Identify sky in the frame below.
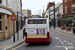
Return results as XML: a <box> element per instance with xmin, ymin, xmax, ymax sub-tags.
<box><xmin>22</xmin><ymin>0</ymin><xmax>62</xmax><ymax>16</ymax></box>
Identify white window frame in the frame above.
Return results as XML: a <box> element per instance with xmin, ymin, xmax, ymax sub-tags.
<box><xmin>65</xmin><ymin>0</ymin><xmax>67</xmax><ymax>2</ymax></box>
<box><xmin>71</xmin><ymin>4</ymin><xmax>75</xmax><ymax>13</ymax></box>
<box><xmin>0</xmin><ymin>14</ymin><xmax>2</xmax><ymax>31</ymax></box>
<box><xmin>65</xmin><ymin>6</ymin><xmax>67</xmax><ymax>14</ymax></box>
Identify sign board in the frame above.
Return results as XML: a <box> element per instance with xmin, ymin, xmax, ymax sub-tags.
<box><xmin>37</xmin><ymin>29</ymin><xmax>45</xmax><ymax>35</ymax></box>
<box><xmin>10</xmin><ymin>15</ymin><xmax>17</xmax><ymax>21</ymax></box>
<box><xmin>29</xmin><ymin>29</ymin><xmax>36</xmax><ymax>35</ymax></box>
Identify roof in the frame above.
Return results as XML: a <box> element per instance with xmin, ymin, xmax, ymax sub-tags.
<box><xmin>34</xmin><ymin>15</ymin><xmax>42</xmax><ymax>18</ymax></box>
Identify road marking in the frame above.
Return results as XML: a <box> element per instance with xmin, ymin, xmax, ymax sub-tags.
<box><xmin>63</xmin><ymin>40</ymin><xmax>73</xmax><ymax>45</ymax></box>
<box><xmin>65</xmin><ymin>46</ymin><xmax>68</xmax><ymax>50</ymax></box>
<box><xmin>0</xmin><ymin>46</ymin><xmax>12</xmax><ymax>48</ymax></box>
<box><xmin>12</xmin><ymin>42</ymin><xmax>25</xmax><ymax>50</ymax></box>
<box><xmin>52</xmin><ymin>32</ymin><xmax>75</xmax><ymax>42</ymax></box>
<box><xmin>60</xmin><ymin>40</ymin><xmax>64</xmax><ymax>45</ymax></box>
<box><xmin>55</xmin><ymin>46</ymin><xmax>65</xmax><ymax>48</ymax></box>
<box><xmin>55</xmin><ymin>36</ymin><xmax>60</xmax><ymax>40</ymax></box>
<box><xmin>55</xmin><ymin>46</ymin><xmax>75</xmax><ymax>50</ymax></box>
<box><xmin>67</xmin><ymin>46</ymin><xmax>75</xmax><ymax>49</ymax></box>
<box><xmin>55</xmin><ymin>36</ymin><xmax>73</xmax><ymax>45</ymax></box>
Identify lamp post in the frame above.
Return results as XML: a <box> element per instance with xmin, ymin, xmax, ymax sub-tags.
<box><xmin>48</xmin><ymin>2</ymin><xmax>55</xmax><ymax>29</ymax></box>
<box><xmin>17</xmin><ymin>11</ymin><xmax>22</xmax><ymax>40</ymax></box>
<box><xmin>49</xmin><ymin>7</ymin><xmax>50</xmax><ymax>19</ymax></box>
<box><xmin>17</xmin><ymin>11</ymin><xmax>21</xmax><ymax>40</ymax></box>
<box><xmin>21</xmin><ymin>13</ymin><xmax>22</xmax><ymax>29</ymax></box>
<box><xmin>49</xmin><ymin>7</ymin><xmax>50</xmax><ymax>27</ymax></box>
<box><xmin>12</xmin><ymin>11</ymin><xmax>21</xmax><ymax>42</ymax></box>
<box><xmin>12</xmin><ymin>13</ymin><xmax>15</xmax><ymax>42</ymax></box>
<box><xmin>54</xmin><ymin>1</ymin><xmax>55</xmax><ymax>29</ymax></box>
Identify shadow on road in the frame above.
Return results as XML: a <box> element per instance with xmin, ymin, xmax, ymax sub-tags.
<box><xmin>26</xmin><ymin>43</ymin><xmax>50</xmax><ymax>47</ymax></box>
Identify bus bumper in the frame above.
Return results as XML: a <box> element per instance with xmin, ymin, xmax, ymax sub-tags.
<box><xmin>25</xmin><ymin>38</ymin><xmax>51</xmax><ymax>43</ymax></box>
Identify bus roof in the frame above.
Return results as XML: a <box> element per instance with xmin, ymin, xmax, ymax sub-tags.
<box><xmin>27</xmin><ymin>18</ymin><xmax>48</xmax><ymax>19</ymax></box>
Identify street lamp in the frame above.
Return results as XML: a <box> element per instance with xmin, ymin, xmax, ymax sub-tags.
<box><xmin>17</xmin><ymin>11</ymin><xmax>22</xmax><ymax>41</ymax></box>
<box><xmin>54</xmin><ymin>1</ymin><xmax>55</xmax><ymax>29</ymax></box>
<box><xmin>17</xmin><ymin>11</ymin><xmax>22</xmax><ymax>29</ymax></box>
<box><xmin>12</xmin><ymin>11</ymin><xmax>22</xmax><ymax>42</ymax></box>
<box><xmin>49</xmin><ymin>7</ymin><xmax>50</xmax><ymax>19</ymax></box>
<box><xmin>48</xmin><ymin>1</ymin><xmax>55</xmax><ymax>29</ymax></box>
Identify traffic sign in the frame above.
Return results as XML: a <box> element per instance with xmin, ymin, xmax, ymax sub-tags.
<box><xmin>10</xmin><ymin>15</ymin><xmax>17</xmax><ymax>21</ymax></box>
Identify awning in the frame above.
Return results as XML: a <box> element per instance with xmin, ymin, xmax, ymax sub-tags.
<box><xmin>0</xmin><ymin>8</ymin><xmax>12</xmax><ymax>15</ymax></box>
<box><xmin>62</xmin><ymin>14</ymin><xmax>75</xmax><ymax>17</ymax></box>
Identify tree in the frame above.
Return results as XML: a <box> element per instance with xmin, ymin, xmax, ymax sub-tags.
<box><xmin>61</xmin><ymin>18</ymin><xmax>66</xmax><ymax>26</ymax></box>
<box><xmin>66</xmin><ymin>17</ymin><xmax>73</xmax><ymax>27</ymax></box>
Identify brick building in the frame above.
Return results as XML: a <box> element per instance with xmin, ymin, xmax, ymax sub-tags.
<box><xmin>62</xmin><ymin>0</ymin><xmax>75</xmax><ymax>27</ymax></box>
<box><xmin>46</xmin><ymin>2</ymin><xmax>54</xmax><ymax>10</ymax></box>
<box><xmin>63</xmin><ymin>0</ymin><xmax>75</xmax><ymax>17</ymax></box>
<box><xmin>31</xmin><ymin>15</ymin><xmax>42</xmax><ymax>18</ymax></box>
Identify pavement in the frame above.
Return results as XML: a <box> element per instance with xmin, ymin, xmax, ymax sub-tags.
<box><xmin>51</xmin><ymin>26</ymin><xmax>75</xmax><ymax>36</ymax></box>
<box><xmin>0</xmin><ymin>27</ymin><xmax>25</xmax><ymax>50</ymax></box>
<box><xmin>8</xmin><ymin>27</ymin><xmax>75</xmax><ymax>50</ymax></box>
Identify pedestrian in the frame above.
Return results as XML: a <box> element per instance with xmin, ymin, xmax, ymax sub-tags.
<box><xmin>49</xmin><ymin>18</ymin><xmax>52</xmax><ymax>28</ymax></box>
<box><xmin>50</xmin><ymin>22</ymin><xmax>52</xmax><ymax>28</ymax></box>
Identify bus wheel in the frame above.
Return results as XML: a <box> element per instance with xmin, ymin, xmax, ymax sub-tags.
<box><xmin>29</xmin><ymin>43</ymin><xmax>32</xmax><ymax>45</ymax></box>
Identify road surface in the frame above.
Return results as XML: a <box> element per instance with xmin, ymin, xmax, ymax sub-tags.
<box><xmin>10</xmin><ymin>28</ymin><xmax>75</xmax><ymax>50</ymax></box>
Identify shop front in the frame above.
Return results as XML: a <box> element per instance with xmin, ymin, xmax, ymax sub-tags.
<box><xmin>62</xmin><ymin>14</ymin><xmax>75</xmax><ymax>31</ymax></box>
<box><xmin>0</xmin><ymin>6</ymin><xmax>16</xmax><ymax>40</ymax></box>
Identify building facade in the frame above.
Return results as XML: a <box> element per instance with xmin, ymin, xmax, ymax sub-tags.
<box><xmin>63</xmin><ymin>0</ymin><xmax>75</xmax><ymax>27</ymax></box>
<box><xmin>22</xmin><ymin>9</ymin><xmax>31</xmax><ymax>18</ymax></box>
<box><xmin>55</xmin><ymin>3</ymin><xmax>63</xmax><ymax>27</ymax></box>
<box><xmin>46</xmin><ymin>2</ymin><xmax>54</xmax><ymax>10</ymax></box>
<box><xmin>46</xmin><ymin>2</ymin><xmax>61</xmax><ymax>19</ymax></box>
<box><xmin>0</xmin><ymin>0</ymin><xmax>22</xmax><ymax>40</ymax></box>
<box><xmin>63</xmin><ymin>0</ymin><xmax>75</xmax><ymax>16</ymax></box>
<box><xmin>45</xmin><ymin>2</ymin><xmax>63</xmax><ymax>27</ymax></box>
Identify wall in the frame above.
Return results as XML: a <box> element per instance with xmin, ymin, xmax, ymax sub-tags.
<box><xmin>1</xmin><ymin>0</ymin><xmax>6</xmax><ymax>6</ymax></box>
<box><xmin>63</xmin><ymin>0</ymin><xmax>75</xmax><ymax>15</ymax></box>
<box><xmin>6</xmin><ymin>0</ymin><xmax>11</xmax><ymax>8</ymax></box>
<box><xmin>0</xmin><ymin>0</ymin><xmax>21</xmax><ymax>13</ymax></box>
<box><xmin>16</xmin><ymin>0</ymin><xmax>21</xmax><ymax>12</ymax></box>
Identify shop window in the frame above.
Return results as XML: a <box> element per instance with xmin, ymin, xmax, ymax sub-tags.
<box><xmin>72</xmin><ymin>4</ymin><xmax>75</xmax><ymax>13</ymax></box>
<box><xmin>65</xmin><ymin>6</ymin><xmax>67</xmax><ymax>14</ymax></box>
<box><xmin>0</xmin><ymin>0</ymin><xmax>2</xmax><ymax>4</ymax></box>
<box><xmin>0</xmin><ymin>15</ymin><xmax>2</xmax><ymax>30</ymax></box>
<box><xmin>72</xmin><ymin>0</ymin><xmax>75</xmax><ymax>1</ymax></box>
